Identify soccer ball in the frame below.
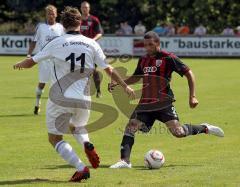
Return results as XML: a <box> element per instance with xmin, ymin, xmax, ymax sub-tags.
<box><xmin>144</xmin><ymin>149</ymin><xmax>165</xmax><ymax>169</ymax></box>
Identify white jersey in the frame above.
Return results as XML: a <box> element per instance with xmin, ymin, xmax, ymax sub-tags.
<box><xmin>32</xmin><ymin>33</ymin><xmax>109</xmax><ymax>100</ymax></box>
<box><xmin>33</xmin><ymin>22</ymin><xmax>64</xmax><ymax>51</ymax></box>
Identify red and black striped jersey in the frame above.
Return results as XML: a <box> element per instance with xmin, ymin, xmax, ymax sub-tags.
<box><xmin>133</xmin><ymin>50</ymin><xmax>190</xmax><ymax>104</ymax></box>
<box><xmin>80</xmin><ymin>15</ymin><xmax>102</xmax><ymax>39</ymax></box>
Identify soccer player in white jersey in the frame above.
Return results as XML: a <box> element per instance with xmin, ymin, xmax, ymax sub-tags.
<box><xmin>27</xmin><ymin>5</ymin><xmax>64</xmax><ymax>115</ymax></box>
<box><xmin>14</xmin><ymin>6</ymin><xmax>135</xmax><ymax>182</ymax></box>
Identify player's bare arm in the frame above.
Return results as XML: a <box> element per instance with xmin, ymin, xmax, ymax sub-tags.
<box><xmin>108</xmin><ymin>75</ymin><xmax>141</xmax><ymax>92</ymax></box>
<box><xmin>13</xmin><ymin>58</ymin><xmax>36</xmax><ymax>70</ymax></box>
<box><xmin>184</xmin><ymin>70</ymin><xmax>199</xmax><ymax>108</ymax></box>
<box><xmin>124</xmin><ymin>76</ymin><xmax>141</xmax><ymax>85</ymax></box>
<box><xmin>93</xmin><ymin>33</ymin><xmax>102</xmax><ymax>41</ymax></box>
<box><xmin>105</xmin><ymin>66</ymin><xmax>135</xmax><ymax>99</ymax></box>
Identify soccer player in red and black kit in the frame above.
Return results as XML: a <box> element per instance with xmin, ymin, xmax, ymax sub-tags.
<box><xmin>109</xmin><ymin>31</ymin><xmax>224</xmax><ymax>168</ymax></box>
<box><xmin>80</xmin><ymin>1</ymin><xmax>103</xmax><ymax>97</ymax></box>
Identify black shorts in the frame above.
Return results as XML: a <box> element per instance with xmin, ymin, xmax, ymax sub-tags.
<box><xmin>130</xmin><ymin>105</ymin><xmax>179</xmax><ymax>133</ymax></box>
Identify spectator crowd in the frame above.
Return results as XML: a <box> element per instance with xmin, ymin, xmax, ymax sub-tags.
<box><xmin>115</xmin><ymin>21</ymin><xmax>240</xmax><ymax>36</ymax></box>
<box><xmin>1</xmin><ymin>18</ymin><xmax>240</xmax><ymax>37</ymax></box>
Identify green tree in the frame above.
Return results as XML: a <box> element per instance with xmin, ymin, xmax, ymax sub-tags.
<box><xmin>0</xmin><ymin>0</ymin><xmax>239</xmax><ymax>34</ymax></box>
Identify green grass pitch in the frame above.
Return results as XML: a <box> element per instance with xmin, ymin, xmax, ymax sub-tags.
<box><xmin>0</xmin><ymin>56</ymin><xmax>240</xmax><ymax>186</ymax></box>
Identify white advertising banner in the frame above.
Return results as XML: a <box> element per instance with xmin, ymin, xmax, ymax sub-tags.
<box><xmin>133</xmin><ymin>36</ymin><xmax>240</xmax><ymax>57</ymax></box>
<box><xmin>0</xmin><ymin>35</ymin><xmax>240</xmax><ymax>57</ymax></box>
<box><xmin>98</xmin><ymin>36</ymin><xmax>133</xmax><ymax>56</ymax></box>
<box><xmin>0</xmin><ymin>35</ymin><xmax>33</xmax><ymax>55</ymax></box>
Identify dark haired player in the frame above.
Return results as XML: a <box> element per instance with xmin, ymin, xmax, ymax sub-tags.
<box><xmin>80</xmin><ymin>1</ymin><xmax>103</xmax><ymax>98</ymax></box>
<box><xmin>14</xmin><ymin>6</ymin><xmax>135</xmax><ymax>181</ymax></box>
<box><xmin>109</xmin><ymin>31</ymin><xmax>224</xmax><ymax>168</ymax></box>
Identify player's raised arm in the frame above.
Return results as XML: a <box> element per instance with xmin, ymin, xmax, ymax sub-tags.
<box><xmin>93</xmin><ymin>33</ymin><xmax>102</xmax><ymax>41</ymax></box>
<box><xmin>184</xmin><ymin>70</ymin><xmax>199</xmax><ymax>108</ymax></box>
<box><xmin>124</xmin><ymin>75</ymin><xmax>141</xmax><ymax>85</ymax></box>
<box><xmin>108</xmin><ymin>75</ymin><xmax>141</xmax><ymax>93</ymax></box>
<box><xmin>104</xmin><ymin>66</ymin><xmax>135</xmax><ymax>99</ymax></box>
<box><xmin>13</xmin><ymin>58</ymin><xmax>37</xmax><ymax>70</ymax></box>
<box><xmin>108</xmin><ymin>57</ymin><xmax>143</xmax><ymax>92</ymax></box>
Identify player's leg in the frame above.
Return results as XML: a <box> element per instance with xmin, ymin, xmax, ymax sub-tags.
<box><xmin>110</xmin><ymin>111</ymin><xmax>155</xmax><ymax>168</ymax></box>
<box><xmin>34</xmin><ymin>83</ymin><xmax>45</xmax><ymax>115</ymax></box>
<box><xmin>48</xmin><ymin>133</ymin><xmax>90</xmax><ymax>182</ymax></box>
<box><xmin>109</xmin><ymin>119</ymin><xmax>138</xmax><ymax>168</ymax></box>
<box><xmin>162</xmin><ymin>105</ymin><xmax>224</xmax><ymax>137</ymax></box>
<box><xmin>93</xmin><ymin>65</ymin><xmax>101</xmax><ymax>98</ymax></box>
<box><xmin>164</xmin><ymin>119</ymin><xmax>204</xmax><ymax>137</ymax></box>
<box><xmin>70</xmin><ymin>108</ymin><xmax>100</xmax><ymax>168</ymax></box>
<box><xmin>70</xmin><ymin>109</ymin><xmax>90</xmax><ymax>145</ymax></box>
<box><xmin>34</xmin><ymin>60</ymin><xmax>51</xmax><ymax>115</ymax></box>
<box><xmin>182</xmin><ymin>122</ymin><xmax>224</xmax><ymax>137</ymax></box>
<box><xmin>46</xmin><ymin>100</ymin><xmax>89</xmax><ymax>182</ymax></box>
<box><xmin>165</xmin><ymin>120</ymin><xmax>224</xmax><ymax>137</ymax></box>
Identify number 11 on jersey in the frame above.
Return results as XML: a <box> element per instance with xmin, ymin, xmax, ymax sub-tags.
<box><xmin>65</xmin><ymin>53</ymin><xmax>85</xmax><ymax>73</ymax></box>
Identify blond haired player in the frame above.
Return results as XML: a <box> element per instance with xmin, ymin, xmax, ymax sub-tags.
<box><xmin>27</xmin><ymin>5</ymin><xmax>64</xmax><ymax>115</ymax></box>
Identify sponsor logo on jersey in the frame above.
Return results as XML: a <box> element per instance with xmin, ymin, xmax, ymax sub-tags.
<box><xmin>143</xmin><ymin>66</ymin><xmax>157</xmax><ymax>73</ymax></box>
<box><xmin>81</xmin><ymin>25</ymin><xmax>89</xmax><ymax>30</ymax></box>
<box><xmin>88</xmin><ymin>21</ymin><xmax>92</xmax><ymax>26</ymax></box>
<box><xmin>46</xmin><ymin>35</ymin><xmax>57</xmax><ymax>42</ymax></box>
<box><xmin>156</xmin><ymin>59</ymin><xmax>162</xmax><ymax>67</ymax></box>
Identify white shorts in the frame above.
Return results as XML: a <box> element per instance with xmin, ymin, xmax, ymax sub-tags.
<box><xmin>46</xmin><ymin>99</ymin><xmax>90</xmax><ymax>135</ymax></box>
<box><xmin>38</xmin><ymin>60</ymin><xmax>52</xmax><ymax>83</ymax></box>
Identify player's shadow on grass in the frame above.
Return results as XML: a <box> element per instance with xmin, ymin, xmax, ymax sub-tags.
<box><xmin>43</xmin><ymin>164</ymin><xmax>111</xmax><ymax>170</ymax></box>
<box><xmin>0</xmin><ymin>178</ymin><xmax>67</xmax><ymax>186</ymax></box>
<box><xmin>134</xmin><ymin>164</ymin><xmax>203</xmax><ymax>170</ymax></box>
<box><xmin>12</xmin><ymin>96</ymin><xmax>48</xmax><ymax>99</ymax></box>
<box><xmin>42</xmin><ymin>164</ymin><xmax>72</xmax><ymax>170</ymax></box>
<box><xmin>0</xmin><ymin>114</ymin><xmax>34</xmax><ymax>118</ymax></box>
<box><xmin>96</xmin><ymin>164</ymin><xmax>111</xmax><ymax>168</ymax></box>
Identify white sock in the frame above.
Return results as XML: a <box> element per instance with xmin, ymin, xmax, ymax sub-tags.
<box><xmin>73</xmin><ymin>127</ymin><xmax>90</xmax><ymax>146</ymax></box>
<box><xmin>35</xmin><ymin>87</ymin><xmax>43</xmax><ymax>106</ymax></box>
<box><xmin>55</xmin><ymin>140</ymin><xmax>85</xmax><ymax>171</ymax></box>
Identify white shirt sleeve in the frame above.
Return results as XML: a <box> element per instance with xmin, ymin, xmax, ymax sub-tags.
<box><xmin>93</xmin><ymin>41</ymin><xmax>109</xmax><ymax>69</ymax></box>
<box><xmin>33</xmin><ymin>23</ymin><xmax>41</xmax><ymax>42</ymax></box>
<box><xmin>32</xmin><ymin>42</ymin><xmax>53</xmax><ymax>63</ymax></box>
<box><xmin>60</xmin><ymin>24</ymin><xmax>65</xmax><ymax>35</ymax></box>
